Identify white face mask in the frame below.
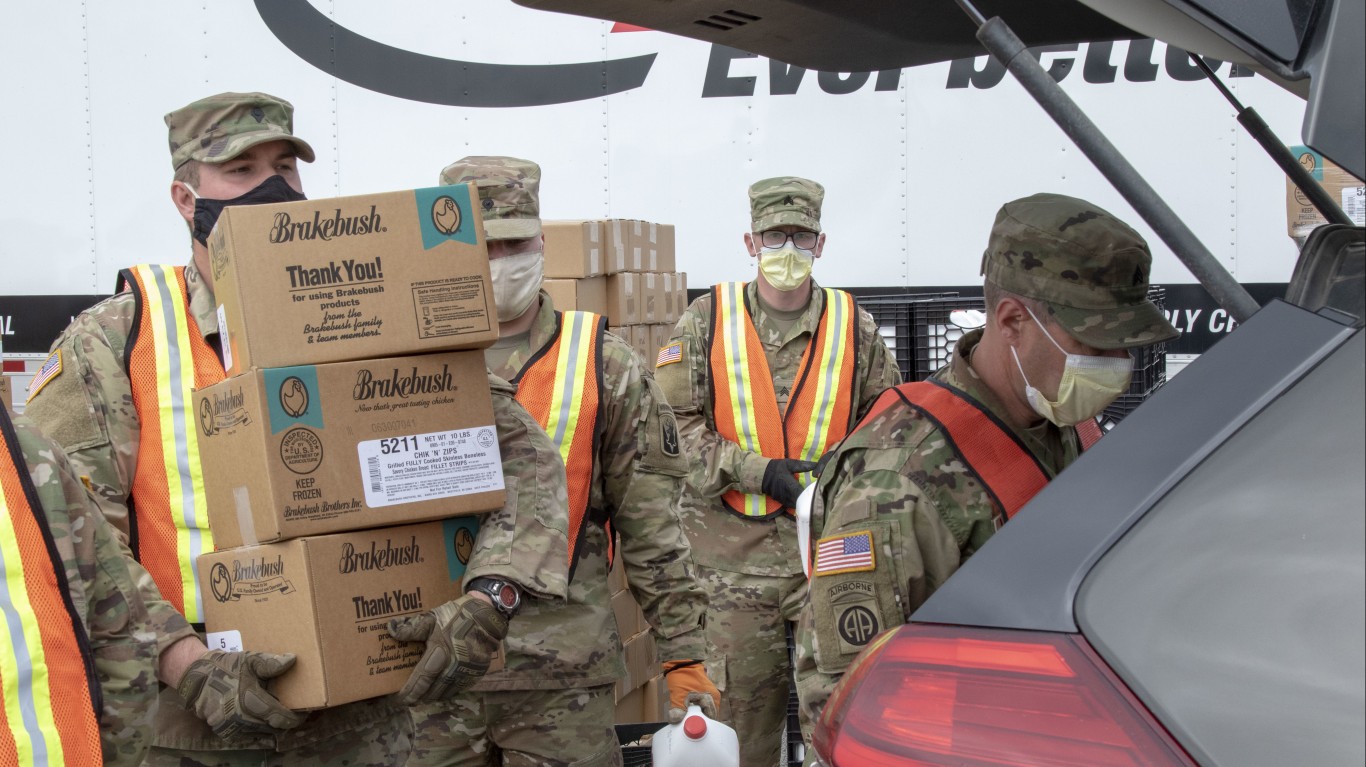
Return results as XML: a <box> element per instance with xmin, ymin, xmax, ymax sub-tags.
<box><xmin>489</xmin><ymin>250</ymin><xmax>544</xmax><ymax>323</ymax></box>
<box><xmin>1011</xmin><ymin>307</ymin><xmax>1133</xmax><ymax>427</ymax></box>
<box><xmin>758</xmin><ymin>244</ymin><xmax>815</xmax><ymax>292</ymax></box>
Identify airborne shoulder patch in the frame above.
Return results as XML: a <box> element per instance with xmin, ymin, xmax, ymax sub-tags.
<box><xmin>26</xmin><ymin>350</ymin><xmax>63</xmax><ymax>402</ymax></box>
<box><xmin>656</xmin><ymin>341</ymin><xmax>683</xmax><ymax>367</ymax></box>
<box><xmin>814</xmin><ymin>530</ymin><xmax>875</xmax><ymax>576</ymax></box>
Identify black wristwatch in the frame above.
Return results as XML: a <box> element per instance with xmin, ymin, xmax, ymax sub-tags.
<box><xmin>466</xmin><ymin>577</ymin><xmax>522</xmax><ymax>619</ymax></box>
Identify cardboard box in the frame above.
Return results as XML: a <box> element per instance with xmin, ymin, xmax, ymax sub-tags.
<box><xmin>1286</xmin><ymin>146</ymin><xmax>1366</xmax><ymax>241</ymax></box>
<box><xmin>615</xmin><ymin>629</ymin><xmax>660</xmax><ymax>700</ymax></box>
<box><xmin>208</xmin><ymin>184</ymin><xmax>497</xmax><ymax>375</ymax></box>
<box><xmin>195</xmin><ymin>351</ymin><xmax>505</xmax><ymax>548</ymax></box>
<box><xmin>0</xmin><ymin>375</ymin><xmax>11</xmax><ymax>413</ymax></box>
<box><xmin>542</xmin><ymin>277</ymin><xmax>608</xmax><ymax>314</ymax></box>
<box><xmin>675</xmin><ymin>272</ymin><xmax>690</xmax><ymax>319</ymax></box>
<box><xmin>615</xmin><ymin>674</ymin><xmax>666</xmax><ymax>724</ymax></box>
<box><xmin>651</xmin><ymin>325</ymin><xmax>671</xmax><ymax>360</ymax></box>
<box><xmin>608</xmin><ymin>557</ymin><xmax>629</xmax><ymax>594</ymax></box>
<box><xmin>606</xmin><ymin>273</ymin><xmax>642</xmax><ymax>325</ymax></box>
<box><xmin>198</xmin><ymin>519</ymin><xmax>491</xmax><ymax>710</ymax></box>
<box><xmin>632</xmin><ymin>222</ymin><xmax>676</xmax><ymax>273</ymax></box>
<box><xmin>611</xmin><ymin>588</ymin><xmax>646</xmax><ymax>640</ymax></box>
<box><xmin>543</xmin><ymin>220</ymin><xmax>606</xmax><ymax>278</ymax></box>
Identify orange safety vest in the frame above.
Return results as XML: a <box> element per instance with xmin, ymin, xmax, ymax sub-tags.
<box><xmin>121</xmin><ymin>265</ymin><xmax>224</xmax><ymax>624</ymax></box>
<box><xmin>855</xmin><ymin>381</ymin><xmax>1057</xmax><ymax>522</ymax></box>
<box><xmin>708</xmin><ymin>283</ymin><xmax>859</xmax><ymax>518</ymax></box>
<box><xmin>0</xmin><ymin>409</ymin><xmax>104</xmax><ymax>767</ymax></box>
<box><xmin>511</xmin><ymin>310</ymin><xmax>609</xmax><ymax>577</ymax></box>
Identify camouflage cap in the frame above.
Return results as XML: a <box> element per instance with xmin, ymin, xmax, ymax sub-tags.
<box><xmin>981</xmin><ymin>193</ymin><xmax>1179</xmax><ymax>350</ymax></box>
<box><xmin>750</xmin><ymin>176</ymin><xmax>824</xmax><ymax>232</ymax></box>
<box><xmin>439</xmin><ymin>156</ymin><xmax>542</xmax><ymax>240</ymax></box>
<box><xmin>165</xmin><ymin>92</ymin><xmax>315</xmax><ymax>170</ymax></box>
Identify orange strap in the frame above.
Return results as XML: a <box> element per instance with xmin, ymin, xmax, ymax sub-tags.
<box><xmin>859</xmin><ymin>381</ymin><xmax>1050</xmax><ymax>521</ymax></box>
<box><xmin>122</xmin><ymin>265</ymin><xmax>224</xmax><ymax>622</ymax></box>
<box><xmin>0</xmin><ymin>409</ymin><xmax>104</xmax><ymax>766</ymax></box>
<box><xmin>1076</xmin><ymin>418</ymin><xmax>1104</xmax><ymax>450</ymax></box>
<box><xmin>513</xmin><ymin>311</ymin><xmax>607</xmax><ymax>578</ymax></box>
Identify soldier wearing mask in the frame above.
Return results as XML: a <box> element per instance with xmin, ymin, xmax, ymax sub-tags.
<box><xmin>793</xmin><ymin>193</ymin><xmax>1180</xmax><ymax>737</ymax></box>
<box><xmin>653</xmin><ymin>177</ymin><xmax>901</xmax><ymax>767</ymax></box>
<box><xmin>25</xmin><ymin>94</ymin><xmax>574</xmax><ymax>765</ymax></box>
<box><xmin>412</xmin><ymin>156</ymin><xmax>718</xmax><ymax>766</ymax></box>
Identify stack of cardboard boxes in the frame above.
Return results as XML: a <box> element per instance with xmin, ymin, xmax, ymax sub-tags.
<box><xmin>191</xmin><ymin>185</ymin><xmax>509</xmax><ymax>710</ymax></box>
<box><xmin>540</xmin><ymin>219</ymin><xmax>688</xmax><ymax>362</ymax></box>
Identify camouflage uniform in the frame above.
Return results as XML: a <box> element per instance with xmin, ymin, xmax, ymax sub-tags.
<box><xmin>408</xmin><ymin>157</ymin><xmax>709</xmax><ymax>767</ymax></box>
<box><xmin>793</xmin><ymin>194</ymin><xmax>1179</xmax><ymax>749</ymax></box>
<box><xmin>25</xmin><ymin>96</ymin><xmax>574</xmax><ymax>766</ymax></box>
<box><xmin>3</xmin><ymin>411</ymin><xmax>161</xmax><ymax>767</ymax></box>
<box><xmin>654</xmin><ymin>178</ymin><xmax>901</xmax><ymax>767</ymax></box>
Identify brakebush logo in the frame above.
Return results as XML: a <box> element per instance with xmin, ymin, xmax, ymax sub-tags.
<box><xmin>353</xmin><ymin>365</ymin><xmax>457</xmax><ymax>400</ymax></box>
<box><xmin>339</xmin><ymin>536</ymin><xmax>424</xmax><ymax>574</ymax></box>
<box><xmin>209</xmin><ymin>557</ymin><xmax>295</xmax><ymax>602</ymax></box>
<box><xmin>200</xmin><ymin>387</ymin><xmax>250</xmax><ymax>436</ymax></box>
<box><xmin>414</xmin><ymin>185</ymin><xmax>479</xmax><ymax>249</ymax></box>
<box><xmin>269</xmin><ymin>206</ymin><xmax>384</xmax><ymax>244</ymax></box>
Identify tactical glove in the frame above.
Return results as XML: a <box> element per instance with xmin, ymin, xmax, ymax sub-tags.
<box><xmin>177</xmin><ymin>649</ymin><xmax>305</xmax><ymax>739</ymax></box>
<box><xmin>761</xmin><ymin>458</ymin><xmax>819</xmax><ymax>508</ymax></box>
<box><xmin>662</xmin><ymin>659</ymin><xmax>721</xmax><ymax>724</ymax></box>
<box><xmin>388</xmin><ymin>593</ymin><xmax>509</xmax><ymax>705</ymax></box>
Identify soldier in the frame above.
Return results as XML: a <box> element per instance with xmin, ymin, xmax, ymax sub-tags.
<box><xmin>793</xmin><ymin>193</ymin><xmax>1180</xmax><ymax>736</ymax></box>
<box><xmin>416</xmin><ymin>156</ymin><xmax>718</xmax><ymax>766</ymax></box>
<box><xmin>653</xmin><ymin>177</ymin><xmax>901</xmax><ymax>766</ymax></box>
<box><xmin>1</xmin><ymin>408</ymin><xmax>159</xmax><ymax>767</ymax></box>
<box><xmin>24</xmin><ymin>93</ymin><xmax>573</xmax><ymax>765</ymax></box>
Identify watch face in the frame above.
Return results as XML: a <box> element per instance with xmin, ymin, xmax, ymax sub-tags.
<box><xmin>495</xmin><ymin>583</ymin><xmax>518</xmax><ymax>608</ymax></box>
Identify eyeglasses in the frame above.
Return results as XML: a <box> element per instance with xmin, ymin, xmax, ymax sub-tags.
<box><xmin>758</xmin><ymin>230</ymin><xmax>818</xmax><ymax>250</ymax></box>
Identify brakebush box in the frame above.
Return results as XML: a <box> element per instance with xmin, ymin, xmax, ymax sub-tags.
<box><xmin>208</xmin><ymin>184</ymin><xmax>498</xmax><ymax>375</ymax></box>
<box><xmin>197</xmin><ymin>519</ymin><xmax>489</xmax><ymax>710</ymax></box>
<box><xmin>195</xmin><ymin>351</ymin><xmax>505</xmax><ymax>548</ymax></box>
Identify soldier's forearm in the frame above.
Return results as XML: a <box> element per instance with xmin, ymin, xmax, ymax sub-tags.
<box><xmin>158</xmin><ymin>635</ymin><xmax>207</xmax><ymax>687</ymax></box>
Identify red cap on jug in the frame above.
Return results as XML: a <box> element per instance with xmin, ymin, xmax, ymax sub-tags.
<box><xmin>684</xmin><ymin>716</ymin><xmax>708</xmax><ymax>740</ymax></box>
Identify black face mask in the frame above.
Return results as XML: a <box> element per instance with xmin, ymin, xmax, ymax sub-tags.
<box><xmin>192</xmin><ymin>174</ymin><xmax>306</xmax><ymax>245</ymax></box>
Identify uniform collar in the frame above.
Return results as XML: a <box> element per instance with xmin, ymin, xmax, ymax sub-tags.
<box><xmin>745</xmin><ymin>279</ymin><xmax>824</xmax><ymax>347</ymax></box>
<box><xmin>185</xmin><ymin>260</ymin><xmax>218</xmax><ymax>342</ymax></box>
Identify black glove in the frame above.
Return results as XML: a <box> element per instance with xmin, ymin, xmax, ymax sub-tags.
<box><xmin>761</xmin><ymin>458</ymin><xmax>819</xmax><ymax>508</ymax></box>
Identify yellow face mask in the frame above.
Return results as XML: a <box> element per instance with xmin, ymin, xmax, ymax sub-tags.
<box><xmin>1011</xmin><ymin>308</ymin><xmax>1133</xmax><ymax>426</ymax></box>
<box><xmin>758</xmin><ymin>245</ymin><xmax>814</xmax><ymax>292</ymax></box>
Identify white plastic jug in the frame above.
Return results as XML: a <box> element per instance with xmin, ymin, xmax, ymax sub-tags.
<box><xmin>651</xmin><ymin>704</ymin><xmax>740</xmax><ymax>767</ymax></box>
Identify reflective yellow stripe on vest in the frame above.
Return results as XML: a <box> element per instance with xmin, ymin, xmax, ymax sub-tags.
<box><xmin>716</xmin><ymin>282</ymin><xmax>776</xmax><ymax>516</ymax></box>
<box><xmin>0</xmin><ymin>501</ymin><xmax>69</xmax><ymax>766</ymax></box>
<box><xmin>128</xmin><ymin>264</ymin><xmax>215</xmax><ymax>622</ymax></box>
<box><xmin>792</xmin><ymin>288</ymin><xmax>856</xmax><ymax>481</ymax></box>
<box><xmin>543</xmin><ymin>311</ymin><xmax>596</xmax><ymax>466</ymax></box>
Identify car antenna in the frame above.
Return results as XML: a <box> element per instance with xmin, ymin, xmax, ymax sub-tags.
<box><xmin>951</xmin><ymin>0</ymin><xmax>1262</xmax><ymax>323</ymax></box>
<box><xmin>1188</xmin><ymin>54</ymin><xmax>1354</xmax><ymax>229</ymax></box>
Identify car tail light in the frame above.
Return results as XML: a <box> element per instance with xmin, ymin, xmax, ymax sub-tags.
<box><xmin>813</xmin><ymin>624</ymin><xmax>1196</xmax><ymax>767</ymax></box>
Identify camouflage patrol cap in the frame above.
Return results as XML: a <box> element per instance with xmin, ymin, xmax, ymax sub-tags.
<box><xmin>981</xmin><ymin>193</ymin><xmax>1179</xmax><ymax>350</ymax></box>
<box><xmin>750</xmin><ymin>176</ymin><xmax>824</xmax><ymax>232</ymax></box>
<box><xmin>165</xmin><ymin>92</ymin><xmax>315</xmax><ymax>170</ymax></box>
<box><xmin>439</xmin><ymin>156</ymin><xmax>542</xmax><ymax>240</ymax></box>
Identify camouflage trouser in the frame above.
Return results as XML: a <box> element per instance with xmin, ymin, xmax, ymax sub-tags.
<box><xmin>143</xmin><ymin>705</ymin><xmax>413</xmax><ymax>767</ymax></box>
<box><xmin>697</xmin><ymin>565</ymin><xmax>807</xmax><ymax>767</ymax></box>
<box><xmin>405</xmin><ymin>683</ymin><xmax>623</xmax><ymax>767</ymax></box>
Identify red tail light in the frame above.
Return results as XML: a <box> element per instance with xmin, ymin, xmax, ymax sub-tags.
<box><xmin>813</xmin><ymin>624</ymin><xmax>1196</xmax><ymax>767</ymax></box>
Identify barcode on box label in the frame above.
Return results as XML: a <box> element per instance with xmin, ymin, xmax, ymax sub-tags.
<box><xmin>356</xmin><ymin>427</ymin><xmax>505</xmax><ymax>508</ymax></box>
<box><xmin>1342</xmin><ymin>186</ymin><xmax>1365</xmax><ymax>225</ymax></box>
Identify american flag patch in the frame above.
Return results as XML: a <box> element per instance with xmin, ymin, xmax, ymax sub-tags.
<box><xmin>656</xmin><ymin>342</ymin><xmax>683</xmax><ymax>367</ymax></box>
<box><xmin>814</xmin><ymin>531</ymin><xmax>875</xmax><ymax>576</ymax></box>
<box><xmin>26</xmin><ymin>350</ymin><xmax>63</xmax><ymax>401</ymax></box>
